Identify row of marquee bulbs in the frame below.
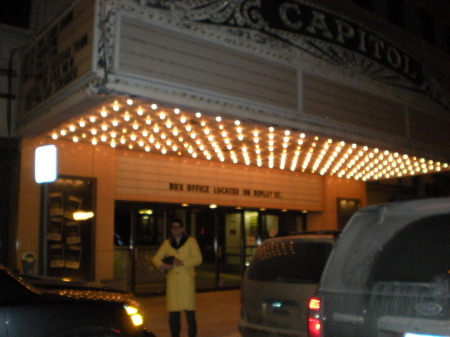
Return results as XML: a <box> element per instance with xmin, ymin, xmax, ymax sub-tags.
<box><xmin>50</xmin><ymin>100</ymin><xmax>449</xmax><ymax>181</ymax></box>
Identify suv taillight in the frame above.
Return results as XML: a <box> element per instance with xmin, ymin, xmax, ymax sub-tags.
<box><xmin>308</xmin><ymin>297</ymin><xmax>322</xmax><ymax>337</ymax></box>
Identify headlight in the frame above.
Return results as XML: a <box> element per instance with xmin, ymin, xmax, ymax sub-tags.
<box><xmin>124</xmin><ymin>302</ymin><xmax>144</xmax><ymax>327</ymax></box>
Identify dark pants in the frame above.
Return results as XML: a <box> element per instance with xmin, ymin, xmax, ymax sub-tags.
<box><xmin>169</xmin><ymin>310</ymin><xmax>197</xmax><ymax>337</ymax></box>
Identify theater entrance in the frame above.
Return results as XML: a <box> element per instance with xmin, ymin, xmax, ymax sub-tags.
<box><xmin>113</xmin><ymin>201</ymin><xmax>306</xmax><ymax>294</ymax></box>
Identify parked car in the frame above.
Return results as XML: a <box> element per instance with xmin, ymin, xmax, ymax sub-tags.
<box><xmin>0</xmin><ymin>264</ymin><xmax>156</xmax><ymax>337</ymax></box>
<box><xmin>239</xmin><ymin>231</ymin><xmax>340</xmax><ymax>337</ymax></box>
<box><xmin>308</xmin><ymin>197</ymin><xmax>450</xmax><ymax>337</ymax></box>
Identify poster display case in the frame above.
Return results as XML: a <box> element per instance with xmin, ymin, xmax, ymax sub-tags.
<box><xmin>41</xmin><ymin>175</ymin><xmax>96</xmax><ymax>281</ymax></box>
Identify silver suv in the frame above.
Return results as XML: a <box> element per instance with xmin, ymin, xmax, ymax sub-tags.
<box><xmin>308</xmin><ymin>197</ymin><xmax>450</xmax><ymax>337</ymax></box>
<box><xmin>239</xmin><ymin>232</ymin><xmax>339</xmax><ymax>337</ymax></box>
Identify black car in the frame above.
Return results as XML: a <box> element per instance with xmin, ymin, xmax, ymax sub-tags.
<box><xmin>308</xmin><ymin>197</ymin><xmax>450</xmax><ymax>337</ymax></box>
<box><xmin>0</xmin><ymin>264</ymin><xmax>155</xmax><ymax>337</ymax></box>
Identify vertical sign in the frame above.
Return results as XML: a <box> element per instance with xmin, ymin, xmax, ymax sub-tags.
<box><xmin>18</xmin><ymin>0</ymin><xmax>95</xmax><ymax>118</ymax></box>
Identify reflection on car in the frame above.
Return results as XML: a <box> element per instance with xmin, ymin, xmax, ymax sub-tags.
<box><xmin>239</xmin><ymin>231</ymin><xmax>340</xmax><ymax>337</ymax></box>
<box><xmin>308</xmin><ymin>197</ymin><xmax>450</xmax><ymax>337</ymax></box>
<box><xmin>0</xmin><ymin>264</ymin><xmax>155</xmax><ymax>337</ymax></box>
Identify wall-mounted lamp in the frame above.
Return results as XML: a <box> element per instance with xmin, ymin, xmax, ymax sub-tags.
<box><xmin>73</xmin><ymin>211</ymin><xmax>94</xmax><ymax>221</ymax></box>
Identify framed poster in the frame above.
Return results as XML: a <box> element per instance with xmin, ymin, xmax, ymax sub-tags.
<box><xmin>41</xmin><ymin>175</ymin><xmax>96</xmax><ymax>281</ymax></box>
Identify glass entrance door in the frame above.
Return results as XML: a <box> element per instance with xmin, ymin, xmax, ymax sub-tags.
<box><xmin>192</xmin><ymin>208</ymin><xmax>243</xmax><ymax>289</ymax></box>
<box><xmin>261</xmin><ymin>212</ymin><xmax>280</xmax><ymax>239</ymax></box>
<box><xmin>223</xmin><ymin>211</ymin><xmax>280</xmax><ymax>268</ymax></box>
<box><xmin>243</xmin><ymin>211</ymin><xmax>259</xmax><ymax>267</ymax></box>
<box><xmin>114</xmin><ymin>202</ymin><xmax>168</xmax><ymax>294</ymax></box>
<box><xmin>189</xmin><ymin>208</ymin><xmax>218</xmax><ymax>289</ymax></box>
<box><xmin>224</xmin><ymin>212</ymin><xmax>242</xmax><ymax>271</ymax></box>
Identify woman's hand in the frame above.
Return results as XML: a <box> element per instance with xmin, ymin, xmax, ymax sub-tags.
<box><xmin>162</xmin><ymin>263</ymin><xmax>173</xmax><ymax>270</ymax></box>
<box><xmin>173</xmin><ymin>258</ymin><xmax>183</xmax><ymax>266</ymax></box>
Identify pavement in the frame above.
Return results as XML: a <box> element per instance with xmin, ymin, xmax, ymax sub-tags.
<box><xmin>138</xmin><ymin>289</ymin><xmax>241</xmax><ymax>337</ymax></box>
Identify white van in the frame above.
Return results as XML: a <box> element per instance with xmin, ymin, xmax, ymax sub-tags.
<box><xmin>239</xmin><ymin>231</ymin><xmax>340</xmax><ymax>337</ymax></box>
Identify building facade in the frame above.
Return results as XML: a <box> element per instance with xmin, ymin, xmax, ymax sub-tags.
<box><xmin>1</xmin><ymin>0</ymin><xmax>450</xmax><ymax>293</ymax></box>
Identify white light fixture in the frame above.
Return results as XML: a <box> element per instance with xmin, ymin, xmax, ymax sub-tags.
<box><xmin>35</xmin><ymin>145</ymin><xmax>57</xmax><ymax>183</ymax></box>
<box><xmin>73</xmin><ymin>211</ymin><xmax>95</xmax><ymax>221</ymax></box>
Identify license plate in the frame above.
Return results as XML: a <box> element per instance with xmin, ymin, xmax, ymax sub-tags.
<box><xmin>404</xmin><ymin>333</ymin><xmax>449</xmax><ymax>337</ymax></box>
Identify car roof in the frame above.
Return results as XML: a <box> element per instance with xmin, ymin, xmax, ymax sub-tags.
<box><xmin>270</xmin><ymin>230</ymin><xmax>341</xmax><ymax>240</ymax></box>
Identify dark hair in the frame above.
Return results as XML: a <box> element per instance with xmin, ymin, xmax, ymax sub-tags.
<box><xmin>171</xmin><ymin>218</ymin><xmax>183</xmax><ymax>227</ymax></box>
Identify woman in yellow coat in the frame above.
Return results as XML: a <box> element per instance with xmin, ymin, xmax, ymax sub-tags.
<box><xmin>152</xmin><ymin>219</ymin><xmax>203</xmax><ymax>337</ymax></box>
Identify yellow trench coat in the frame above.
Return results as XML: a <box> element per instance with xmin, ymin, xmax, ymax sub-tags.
<box><xmin>152</xmin><ymin>237</ymin><xmax>202</xmax><ymax>311</ymax></box>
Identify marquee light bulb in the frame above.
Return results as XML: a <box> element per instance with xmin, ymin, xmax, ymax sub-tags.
<box><xmin>46</xmin><ymin>98</ymin><xmax>450</xmax><ymax>182</ymax></box>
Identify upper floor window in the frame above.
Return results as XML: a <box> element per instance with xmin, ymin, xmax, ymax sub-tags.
<box><xmin>387</xmin><ymin>0</ymin><xmax>405</xmax><ymax>28</ymax></box>
<box><xmin>352</xmin><ymin>0</ymin><xmax>374</xmax><ymax>11</ymax></box>
<box><xmin>445</xmin><ymin>25</ymin><xmax>450</xmax><ymax>54</ymax></box>
<box><xmin>419</xmin><ymin>9</ymin><xmax>436</xmax><ymax>45</ymax></box>
<box><xmin>0</xmin><ymin>0</ymin><xmax>32</xmax><ymax>29</ymax></box>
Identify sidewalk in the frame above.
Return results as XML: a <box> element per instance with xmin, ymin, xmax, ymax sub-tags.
<box><xmin>139</xmin><ymin>289</ymin><xmax>241</xmax><ymax>337</ymax></box>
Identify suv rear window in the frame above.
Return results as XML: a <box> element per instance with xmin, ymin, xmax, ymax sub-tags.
<box><xmin>247</xmin><ymin>240</ymin><xmax>333</xmax><ymax>283</ymax></box>
<box><xmin>370</xmin><ymin>213</ymin><xmax>450</xmax><ymax>283</ymax></box>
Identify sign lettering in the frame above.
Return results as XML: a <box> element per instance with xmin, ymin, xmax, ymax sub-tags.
<box><xmin>168</xmin><ymin>183</ymin><xmax>282</xmax><ymax>199</ymax></box>
<box><xmin>263</xmin><ymin>1</ymin><xmax>421</xmax><ymax>84</ymax></box>
<box><xmin>169</xmin><ymin>183</ymin><xmax>184</xmax><ymax>191</ymax></box>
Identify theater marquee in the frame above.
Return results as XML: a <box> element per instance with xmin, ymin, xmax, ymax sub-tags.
<box><xmin>142</xmin><ymin>0</ymin><xmax>447</xmax><ymax>108</ymax></box>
